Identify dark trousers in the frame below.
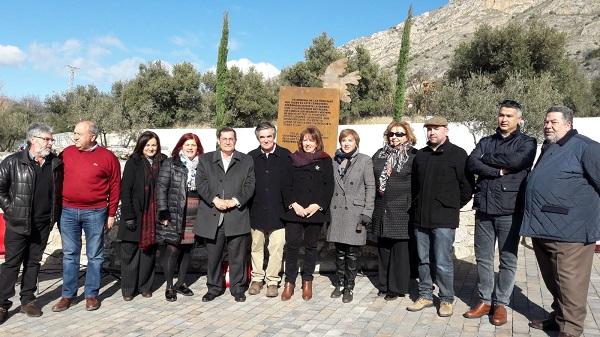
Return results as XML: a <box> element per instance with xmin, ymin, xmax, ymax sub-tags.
<box><xmin>0</xmin><ymin>222</ymin><xmax>51</xmax><ymax>309</ymax></box>
<box><xmin>284</xmin><ymin>222</ymin><xmax>322</xmax><ymax>284</ymax></box>
<box><xmin>334</xmin><ymin>243</ymin><xmax>360</xmax><ymax>289</ymax></box>
<box><xmin>205</xmin><ymin>226</ymin><xmax>249</xmax><ymax>297</ymax></box>
<box><xmin>532</xmin><ymin>238</ymin><xmax>595</xmax><ymax>337</ymax></box>
<box><xmin>474</xmin><ymin>212</ymin><xmax>520</xmax><ymax>306</ymax></box>
<box><xmin>120</xmin><ymin>241</ymin><xmax>156</xmax><ymax>297</ymax></box>
<box><xmin>377</xmin><ymin>237</ymin><xmax>411</xmax><ymax>295</ymax></box>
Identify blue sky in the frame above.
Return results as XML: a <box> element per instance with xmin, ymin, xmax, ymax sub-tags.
<box><xmin>0</xmin><ymin>1</ymin><xmax>447</xmax><ymax>99</ymax></box>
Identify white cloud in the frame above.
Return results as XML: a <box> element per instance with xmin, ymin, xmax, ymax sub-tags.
<box><xmin>84</xmin><ymin>57</ymin><xmax>145</xmax><ymax>84</ymax></box>
<box><xmin>170</xmin><ymin>33</ymin><xmax>199</xmax><ymax>47</ymax></box>
<box><xmin>95</xmin><ymin>35</ymin><xmax>125</xmax><ymax>50</ymax></box>
<box><xmin>227</xmin><ymin>58</ymin><xmax>280</xmax><ymax>79</ymax></box>
<box><xmin>28</xmin><ymin>39</ymin><xmax>83</xmax><ymax>71</ymax></box>
<box><xmin>0</xmin><ymin>45</ymin><xmax>26</xmax><ymax>66</ymax></box>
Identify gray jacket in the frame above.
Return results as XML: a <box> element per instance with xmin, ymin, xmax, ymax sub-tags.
<box><xmin>326</xmin><ymin>153</ymin><xmax>375</xmax><ymax>246</ymax></box>
<box><xmin>520</xmin><ymin>130</ymin><xmax>600</xmax><ymax>243</ymax></box>
<box><xmin>194</xmin><ymin>150</ymin><xmax>255</xmax><ymax>240</ymax></box>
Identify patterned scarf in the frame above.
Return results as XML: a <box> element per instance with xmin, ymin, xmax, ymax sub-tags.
<box><xmin>334</xmin><ymin>148</ymin><xmax>358</xmax><ymax>179</ymax></box>
<box><xmin>179</xmin><ymin>152</ymin><xmax>198</xmax><ymax>191</ymax></box>
<box><xmin>378</xmin><ymin>143</ymin><xmax>411</xmax><ymax>195</ymax></box>
<box><xmin>139</xmin><ymin>156</ymin><xmax>161</xmax><ymax>250</ymax></box>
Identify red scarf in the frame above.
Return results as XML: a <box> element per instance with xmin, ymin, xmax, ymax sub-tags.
<box><xmin>139</xmin><ymin>158</ymin><xmax>160</xmax><ymax>250</ymax></box>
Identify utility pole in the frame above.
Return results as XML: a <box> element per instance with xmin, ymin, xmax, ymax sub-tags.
<box><xmin>66</xmin><ymin>65</ymin><xmax>80</xmax><ymax>90</ymax></box>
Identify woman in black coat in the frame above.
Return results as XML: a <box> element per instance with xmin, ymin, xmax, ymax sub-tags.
<box><xmin>156</xmin><ymin>133</ymin><xmax>204</xmax><ymax>302</ymax></box>
<box><xmin>118</xmin><ymin>131</ymin><xmax>166</xmax><ymax>301</ymax></box>
<box><xmin>371</xmin><ymin>121</ymin><xmax>418</xmax><ymax>300</ymax></box>
<box><xmin>281</xmin><ymin>126</ymin><xmax>334</xmax><ymax>301</ymax></box>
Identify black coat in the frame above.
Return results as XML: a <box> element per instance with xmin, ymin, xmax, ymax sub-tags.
<box><xmin>412</xmin><ymin>140</ymin><xmax>474</xmax><ymax>229</ymax></box>
<box><xmin>0</xmin><ymin>149</ymin><xmax>63</xmax><ymax>235</ymax></box>
<box><xmin>467</xmin><ymin>128</ymin><xmax>536</xmax><ymax>215</ymax></box>
<box><xmin>117</xmin><ymin>152</ymin><xmax>166</xmax><ymax>242</ymax></box>
<box><xmin>156</xmin><ymin>156</ymin><xmax>190</xmax><ymax>244</ymax></box>
<box><xmin>248</xmin><ymin>145</ymin><xmax>292</xmax><ymax>231</ymax></box>
<box><xmin>371</xmin><ymin>147</ymin><xmax>417</xmax><ymax>239</ymax></box>
<box><xmin>281</xmin><ymin>156</ymin><xmax>334</xmax><ymax>224</ymax></box>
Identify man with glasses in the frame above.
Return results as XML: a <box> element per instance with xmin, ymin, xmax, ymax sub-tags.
<box><xmin>52</xmin><ymin>120</ymin><xmax>121</xmax><ymax>312</ymax></box>
<box><xmin>463</xmin><ymin>100</ymin><xmax>536</xmax><ymax>325</ymax></box>
<box><xmin>0</xmin><ymin>123</ymin><xmax>63</xmax><ymax>324</ymax></box>
<box><xmin>195</xmin><ymin>127</ymin><xmax>255</xmax><ymax>302</ymax></box>
<box><xmin>408</xmin><ymin>116</ymin><xmax>474</xmax><ymax>317</ymax></box>
<box><xmin>521</xmin><ymin>106</ymin><xmax>600</xmax><ymax>337</ymax></box>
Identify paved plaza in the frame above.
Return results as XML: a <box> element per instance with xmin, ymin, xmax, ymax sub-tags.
<box><xmin>1</xmin><ymin>244</ymin><xmax>599</xmax><ymax>337</ymax></box>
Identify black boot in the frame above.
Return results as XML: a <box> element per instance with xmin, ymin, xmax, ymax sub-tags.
<box><xmin>342</xmin><ymin>288</ymin><xmax>354</xmax><ymax>303</ymax></box>
<box><xmin>332</xmin><ymin>243</ymin><xmax>346</xmax><ymax>298</ymax></box>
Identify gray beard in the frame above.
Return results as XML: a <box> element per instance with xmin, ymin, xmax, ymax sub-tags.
<box><xmin>35</xmin><ymin>148</ymin><xmax>51</xmax><ymax>158</ymax></box>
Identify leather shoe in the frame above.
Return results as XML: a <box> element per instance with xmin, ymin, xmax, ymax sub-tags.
<box><xmin>377</xmin><ymin>290</ymin><xmax>386</xmax><ymax>297</ymax></box>
<box><xmin>141</xmin><ymin>292</ymin><xmax>152</xmax><ymax>298</ymax></box>
<box><xmin>490</xmin><ymin>304</ymin><xmax>507</xmax><ymax>326</ymax></box>
<box><xmin>52</xmin><ymin>297</ymin><xmax>73</xmax><ymax>312</ymax></box>
<box><xmin>0</xmin><ymin>307</ymin><xmax>8</xmax><ymax>324</ymax></box>
<box><xmin>165</xmin><ymin>288</ymin><xmax>177</xmax><ymax>302</ymax></box>
<box><xmin>202</xmin><ymin>292</ymin><xmax>223</xmax><ymax>302</ymax></box>
<box><xmin>301</xmin><ymin>280</ymin><xmax>313</xmax><ymax>301</ymax></box>
<box><xmin>558</xmin><ymin>333</ymin><xmax>576</xmax><ymax>337</ymax></box>
<box><xmin>20</xmin><ymin>301</ymin><xmax>42</xmax><ymax>317</ymax></box>
<box><xmin>463</xmin><ymin>302</ymin><xmax>492</xmax><ymax>318</ymax></box>
<box><xmin>174</xmin><ymin>283</ymin><xmax>194</xmax><ymax>296</ymax></box>
<box><xmin>85</xmin><ymin>297</ymin><xmax>100</xmax><ymax>311</ymax></box>
<box><xmin>281</xmin><ymin>282</ymin><xmax>295</xmax><ymax>301</ymax></box>
<box><xmin>123</xmin><ymin>295</ymin><xmax>134</xmax><ymax>301</ymax></box>
<box><xmin>234</xmin><ymin>294</ymin><xmax>246</xmax><ymax>302</ymax></box>
<box><xmin>384</xmin><ymin>292</ymin><xmax>399</xmax><ymax>301</ymax></box>
<box><xmin>529</xmin><ymin>318</ymin><xmax>559</xmax><ymax>331</ymax></box>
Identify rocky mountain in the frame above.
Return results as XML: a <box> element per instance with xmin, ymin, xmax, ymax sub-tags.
<box><xmin>341</xmin><ymin>0</ymin><xmax>600</xmax><ymax>79</ymax></box>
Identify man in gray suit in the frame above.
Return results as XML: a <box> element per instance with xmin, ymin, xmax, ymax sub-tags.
<box><xmin>195</xmin><ymin>127</ymin><xmax>255</xmax><ymax>302</ymax></box>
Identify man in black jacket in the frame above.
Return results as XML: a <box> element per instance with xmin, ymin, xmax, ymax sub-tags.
<box><xmin>0</xmin><ymin>123</ymin><xmax>63</xmax><ymax>324</ymax></box>
<box><xmin>463</xmin><ymin>100</ymin><xmax>536</xmax><ymax>325</ymax></box>
<box><xmin>247</xmin><ymin>122</ymin><xmax>292</xmax><ymax>298</ymax></box>
<box><xmin>407</xmin><ymin>116</ymin><xmax>474</xmax><ymax>317</ymax></box>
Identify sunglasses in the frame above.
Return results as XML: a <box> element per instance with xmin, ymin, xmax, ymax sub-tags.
<box><xmin>387</xmin><ymin>132</ymin><xmax>406</xmax><ymax>138</ymax></box>
<box><xmin>499</xmin><ymin>99</ymin><xmax>522</xmax><ymax>110</ymax></box>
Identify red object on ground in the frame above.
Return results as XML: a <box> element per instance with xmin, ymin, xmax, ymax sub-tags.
<box><xmin>0</xmin><ymin>213</ymin><xmax>5</xmax><ymax>256</ymax></box>
<box><xmin>222</xmin><ymin>261</ymin><xmax>252</xmax><ymax>288</ymax></box>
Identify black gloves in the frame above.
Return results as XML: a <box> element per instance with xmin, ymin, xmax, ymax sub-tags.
<box><xmin>125</xmin><ymin>219</ymin><xmax>137</xmax><ymax>232</ymax></box>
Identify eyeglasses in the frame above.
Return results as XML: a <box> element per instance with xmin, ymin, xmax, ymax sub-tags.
<box><xmin>34</xmin><ymin>136</ymin><xmax>55</xmax><ymax>143</ymax></box>
<box><xmin>499</xmin><ymin>99</ymin><xmax>522</xmax><ymax>110</ymax></box>
<box><xmin>387</xmin><ymin>132</ymin><xmax>406</xmax><ymax>138</ymax></box>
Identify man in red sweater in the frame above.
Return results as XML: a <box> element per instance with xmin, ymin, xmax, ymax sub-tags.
<box><xmin>52</xmin><ymin>121</ymin><xmax>121</xmax><ymax>312</ymax></box>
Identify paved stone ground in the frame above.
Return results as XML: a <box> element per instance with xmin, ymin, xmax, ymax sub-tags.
<box><xmin>1</xmin><ymin>245</ymin><xmax>599</xmax><ymax>337</ymax></box>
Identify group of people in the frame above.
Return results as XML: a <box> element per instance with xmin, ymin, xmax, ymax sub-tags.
<box><xmin>0</xmin><ymin>102</ymin><xmax>598</xmax><ymax>337</ymax></box>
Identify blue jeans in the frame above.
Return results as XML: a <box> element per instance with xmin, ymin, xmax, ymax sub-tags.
<box><xmin>474</xmin><ymin>212</ymin><xmax>520</xmax><ymax>306</ymax></box>
<box><xmin>60</xmin><ymin>207</ymin><xmax>107</xmax><ymax>298</ymax></box>
<box><xmin>415</xmin><ymin>227</ymin><xmax>455</xmax><ymax>303</ymax></box>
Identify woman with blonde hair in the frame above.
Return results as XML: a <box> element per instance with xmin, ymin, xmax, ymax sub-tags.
<box><xmin>370</xmin><ymin>121</ymin><xmax>418</xmax><ymax>300</ymax></box>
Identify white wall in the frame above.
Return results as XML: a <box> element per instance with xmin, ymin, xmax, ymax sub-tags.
<box><xmin>148</xmin><ymin>117</ymin><xmax>600</xmax><ymax>157</ymax></box>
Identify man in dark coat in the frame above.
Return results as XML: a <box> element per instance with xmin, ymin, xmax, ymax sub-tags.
<box><xmin>195</xmin><ymin>127</ymin><xmax>255</xmax><ymax>303</ymax></box>
<box><xmin>407</xmin><ymin>116</ymin><xmax>474</xmax><ymax>317</ymax></box>
<box><xmin>464</xmin><ymin>100</ymin><xmax>536</xmax><ymax>325</ymax></box>
<box><xmin>247</xmin><ymin>122</ymin><xmax>292</xmax><ymax>298</ymax></box>
<box><xmin>521</xmin><ymin>106</ymin><xmax>600</xmax><ymax>337</ymax></box>
<box><xmin>0</xmin><ymin>123</ymin><xmax>63</xmax><ymax>324</ymax></box>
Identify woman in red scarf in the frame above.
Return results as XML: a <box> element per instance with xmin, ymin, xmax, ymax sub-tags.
<box><xmin>118</xmin><ymin>131</ymin><xmax>166</xmax><ymax>301</ymax></box>
<box><xmin>280</xmin><ymin>126</ymin><xmax>334</xmax><ymax>301</ymax></box>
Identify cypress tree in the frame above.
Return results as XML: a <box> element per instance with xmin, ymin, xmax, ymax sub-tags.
<box><xmin>394</xmin><ymin>5</ymin><xmax>413</xmax><ymax>121</ymax></box>
<box><xmin>214</xmin><ymin>12</ymin><xmax>229</xmax><ymax>128</ymax></box>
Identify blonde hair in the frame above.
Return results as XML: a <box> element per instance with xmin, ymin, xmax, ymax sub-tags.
<box><xmin>384</xmin><ymin>121</ymin><xmax>417</xmax><ymax>145</ymax></box>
